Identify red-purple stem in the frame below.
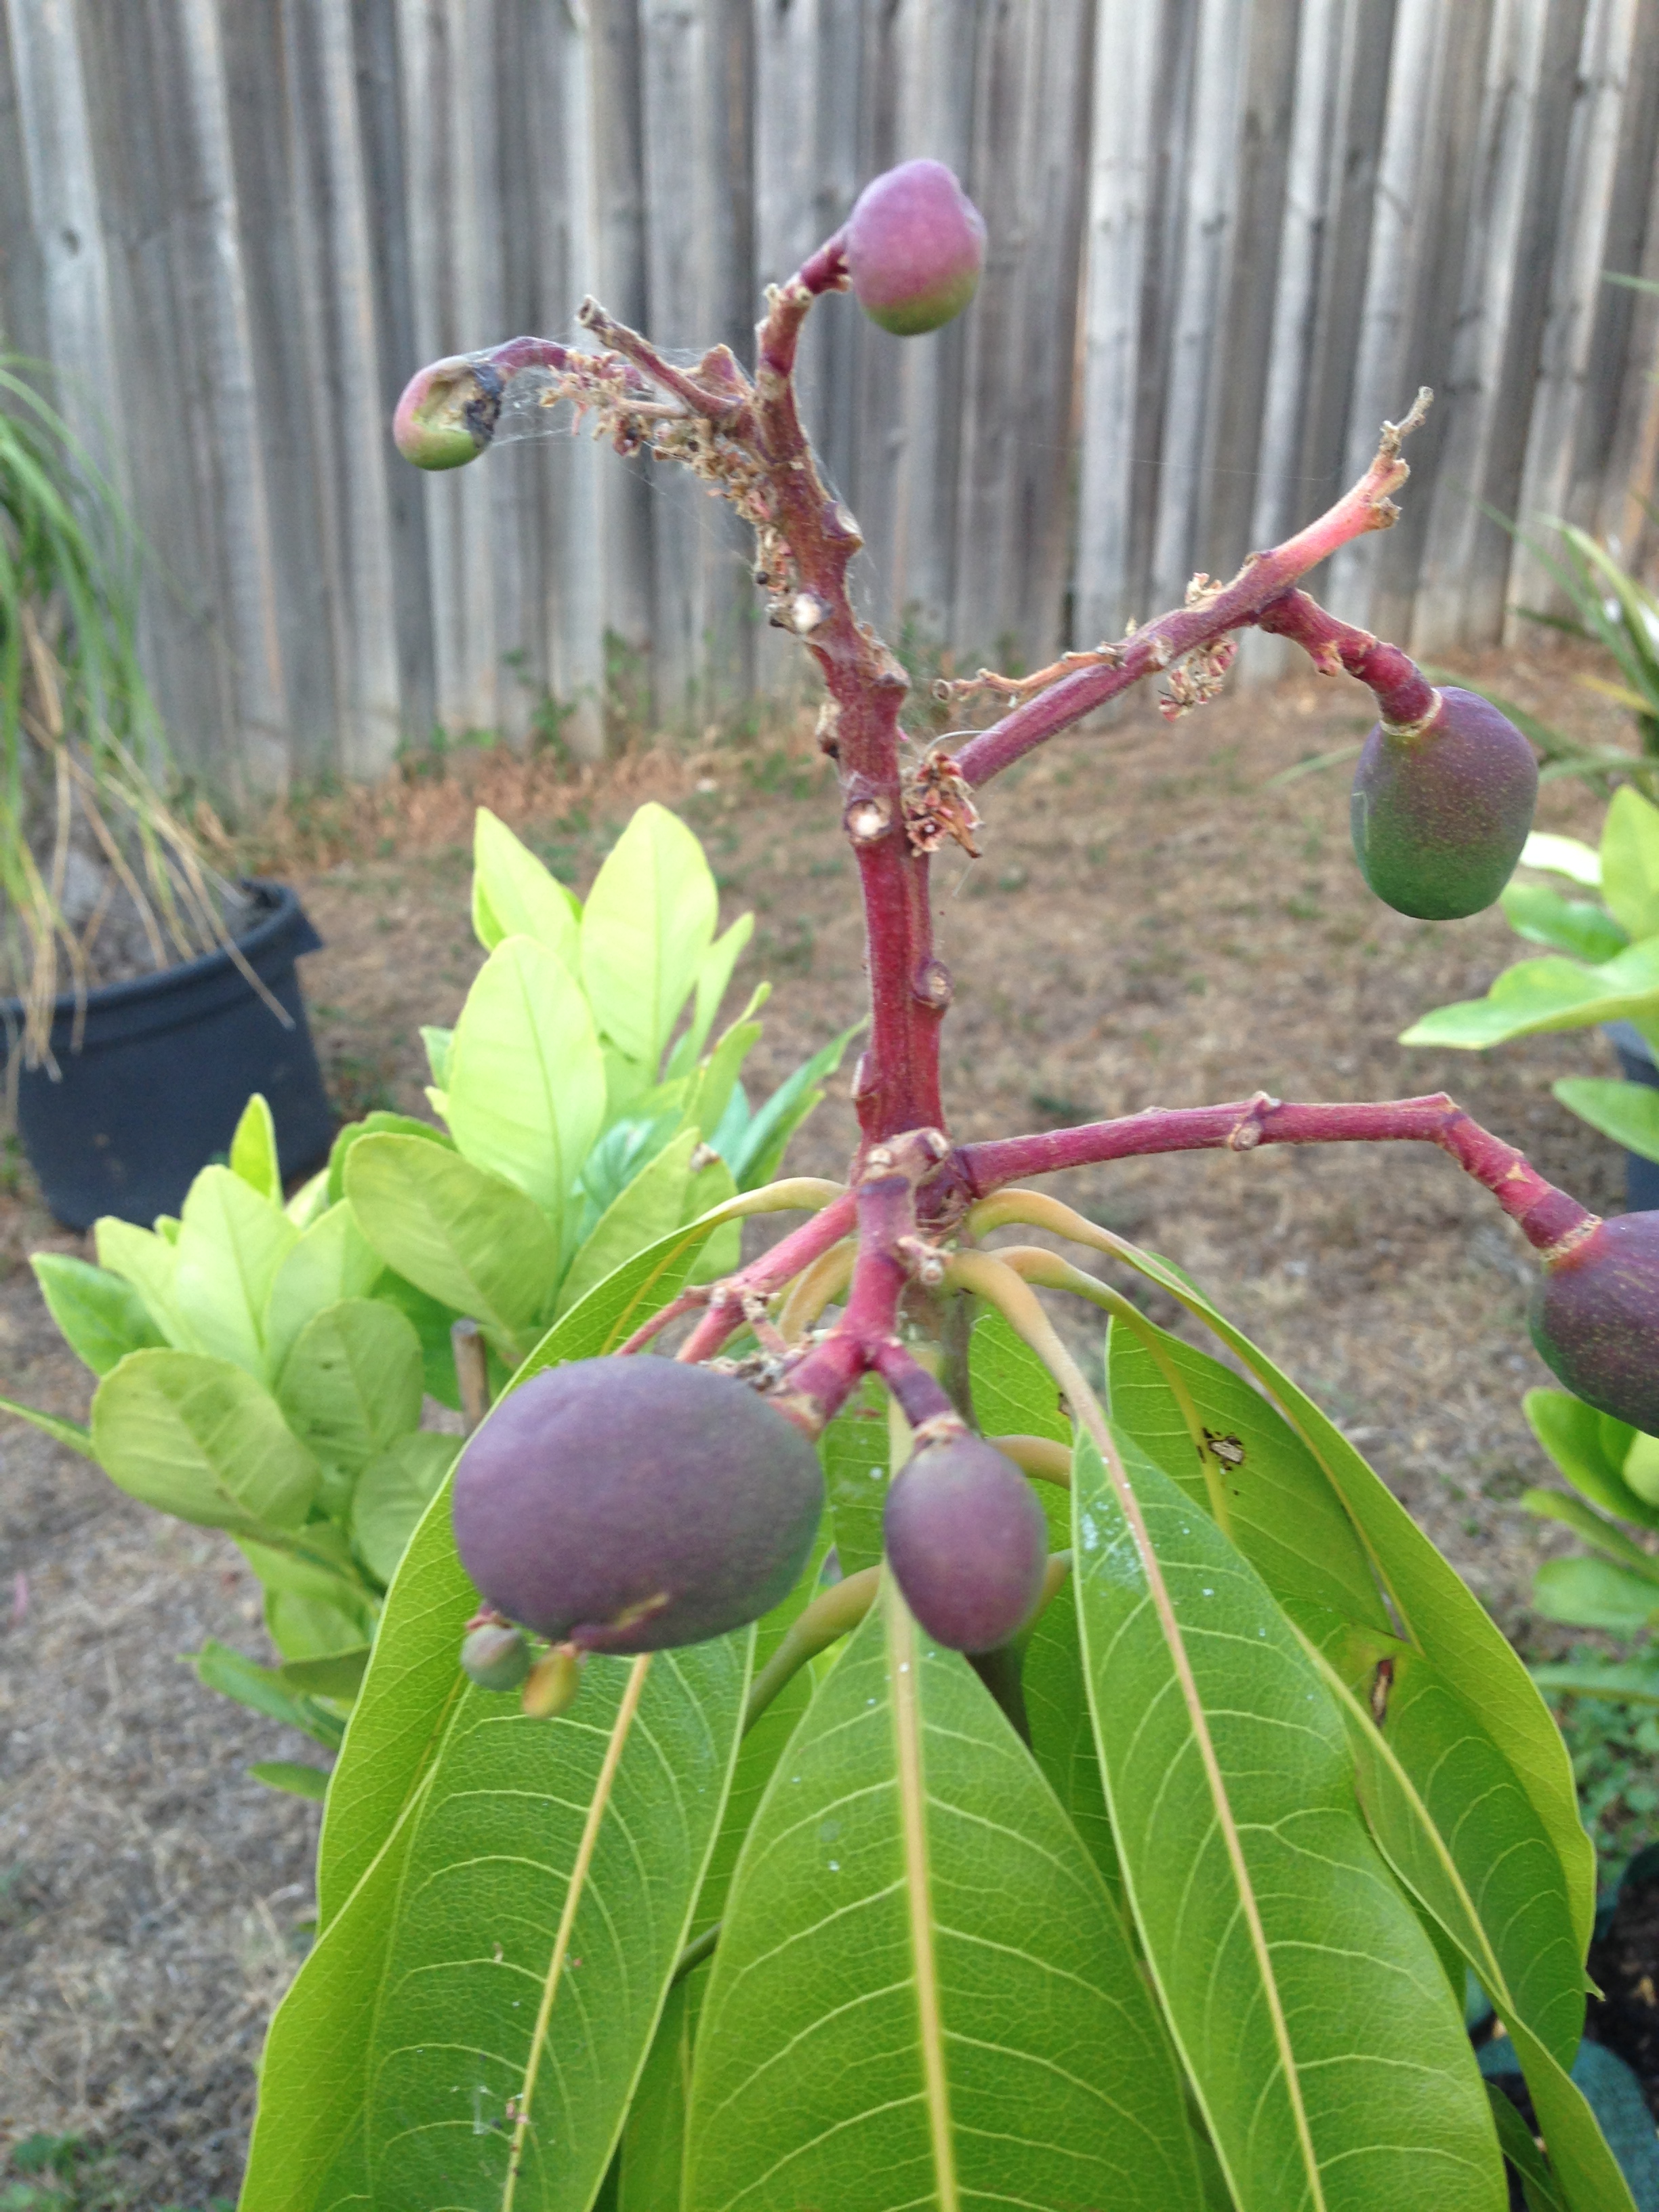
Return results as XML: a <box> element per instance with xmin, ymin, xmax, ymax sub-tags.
<box><xmin>950</xmin><ymin>1093</ymin><xmax>1593</xmax><ymax>1254</ymax></box>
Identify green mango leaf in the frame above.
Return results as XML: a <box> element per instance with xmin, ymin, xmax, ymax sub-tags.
<box><xmin>281</xmin><ymin>1647</ymin><xmax>371</xmax><ymax>1700</ymax></box>
<box><xmin>445</xmin><ymin>933</ymin><xmax>607</xmax><ymax>1234</ymax></box>
<box><xmin>316</xmin><ymin>1206</ymin><xmax>730</xmax><ymax>1931</ymax></box>
<box><xmin>249</xmin><ymin>1759</ymin><xmax>331</xmax><ymax>1801</ymax></box>
<box><xmin>617</xmin><ymin>1975</ymin><xmax>697</xmax><ymax>2212</ymax></box>
<box><xmin>285</xmin><ymin>1167</ymin><xmax>331</xmax><ymax>1230</ymax></box>
<box><xmin>267</xmin><ymin>1586</ymin><xmax>378</xmax><ymax>1664</ymax></box>
<box><xmin>1532</xmin><ymin>1657</ymin><xmax>1659</xmax><ymax>1703</ymax></box>
<box><xmin>30</xmin><ymin>1252</ymin><xmax>165</xmax><ymax>1376</ymax></box>
<box><xmin>558</xmin><ymin>1128</ymin><xmax>699</xmax><ymax>1317</ymax></box>
<box><xmin>230</xmin><ymin>1092</ymin><xmax>281</xmax><ymax>1200</ymax></box>
<box><xmin>1073</xmin><ymin>1429</ymin><xmax>1504</xmax><ymax>2211</ymax></box>
<box><xmin>350</xmin><ymin>1431</ymin><xmax>459</xmax><ymax>1587</ymax></box>
<box><xmin>1501</xmin><ymin>881</ymin><xmax>1629</xmax><ymax>962</ymax></box>
<box><xmin>685</xmin><ymin>912</ymin><xmax>754</xmax><ymax>1064</ymax></box>
<box><xmin>92</xmin><ymin>1349</ymin><xmax>319</xmax><ymax>1535</ymax></box>
<box><xmin>1487</xmin><ymin>2083</ymin><xmax>1568</xmax><ymax>2212</ymax></box>
<box><xmin>326</xmin><ymin>1108</ymin><xmax>453</xmax><ymax>1208</ymax></box>
<box><xmin>581</xmin><ymin>802</ymin><xmax>718</xmax><ymax>1071</ymax></box>
<box><xmin>191</xmin><ymin>1637</ymin><xmax>346</xmax><ymax>1750</ymax></box>
<box><xmin>1400</xmin><ymin>939</ymin><xmax>1659</xmax><ymax>1049</ymax></box>
<box><xmin>682</xmin><ymin>1151</ymin><xmax>740</xmax><ymax>1283</ymax></box>
<box><xmin>969</xmin><ymin>1305</ymin><xmax>1071</xmax><ymax>1440</ymax></box>
<box><xmin>375</xmin><ymin>1267</ymin><xmax>466</xmax><ymax>1408</ymax></box>
<box><xmin>1554</xmin><ymin>1075</ymin><xmax>1659</xmax><ymax>1164</ymax></box>
<box><xmin>1522</xmin><ymin>831</ymin><xmax>1602</xmax><ymax>886</ymax></box>
<box><xmin>1108</xmin><ymin>1317</ymin><xmax>1394</xmax><ymax>1630</ymax></box>
<box><xmin>239</xmin><ymin>1523</ymin><xmax>366</xmax><ymax>1605</ymax></box>
<box><xmin>1523</xmin><ymin>1388</ymin><xmax>1652</xmax><ymax>1526</ymax></box>
<box><xmin>685</xmin><ymin>1571</ymin><xmax>1203</xmax><ymax>2211</ymax></box>
<box><xmin>1533</xmin><ymin>1555</ymin><xmax>1659</xmax><ymax>1632</ymax></box>
<box><xmin>420</xmin><ymin>1023</ymin><xmax>453</xmax><ymax>1087</ymax></box>
<box><xmin>821</xmin><ymin>1374</ymin><xmax>890</xmax><ymax>1576</ymax></box>
<box><xmin>1096</xmin><ymin>1243</ymin><xmax>1597</xmax><ymax>1959</ymax></box>
<box><xmin>345</xmin><ymin>1133</ymin><xmax>560</xmax><ymax>1349</ymax></box>
<box><xmin>1522</xmin><ymin>1488</ymin><xmax>1659</xmax><ymax>1578</ymax></box>
<box><xmin>1599</xmin><ymin>784</ymin><xmax>1659</xmax><ymax>942</ymax></box>
<box><xmin>1020</xmin><ymin>1567</ymin><xmax>1120</xmax><ymax>1893</ymax></box>
<box><xmin>263</xmin><ymin>1200</ymin><xmax>386</xmax><ymax>1380</ymax></box>
<box><xmin>0</xmin><ymin>1393</ymin><xmax>94</xmax><ymax>1456</ymax></box>
<box><xmin>276</xmin><ymin>1299</ymin><xmax>425</xmax><ymax>1509</ymax></box>
<box><xmin>1297</xmin><ymin>1631</ymin><xmax>1635</xmax><ymax>2211</ymax></box>
<box><xmin>472</xmin><ymin>804</ymin><xmax>581</xmax><ymax>964</ymax></box>
<box><xmin>172</xmin><ymin>1164</ymin><xmax>299</xmax><ymax>1380</ymax></box>
<box><xmin>678</xmin><ymin>1002</ymin><xmax>764</xmax><ymax>1136</ymax></box>
<box><xmin>727</xmin><ymin>1020</ymin><xmax>861</xmax><ymax>1189</ymax></box>
<box><xmin>94</xmin><ymin>1216</ymin><xmax>196</xmax><ymax>1348</ymax></box>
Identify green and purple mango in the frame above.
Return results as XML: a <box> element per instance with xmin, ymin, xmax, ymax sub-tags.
<box><xmin>1530</xmin><ymin>1212</ymin><xmax>1659</xmax><ymax>1437</ymax></box>
<box><xmin>846</xmin><ymin>159</ymin><xmax>986</xmax><ymax>337</ymax></box>
<box><xmin>882</xmin><ymin>1433</ymin><xmax>1047</xmax><ymax>1652</ymax></box>
<box><xmin>1350</xmin><ymin>686</ymin><xmax>1537</xmax><ymax>920</ymax></box>
<box><xmin>392</xmin><ymin>354</ymin><xmax>505</xmax><ymax>471</ymax></box>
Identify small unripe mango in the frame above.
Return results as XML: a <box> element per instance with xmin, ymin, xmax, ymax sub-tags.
<box><xmin>451</xmin><ymin>1359</ymin><xmax>823</xmax><ymax>1654</ymax></box>
<box><xmin>460</xmin><ymin>1621</ymin><xmax>533</xmax><ymax>1692</ymax></box>
<box><xmin>1530</xmin><ymin>1212</ymin><xmax>1659</xmax><ymax>1437</ymax></box>
<box><xmin>392</xmin><ymin>354</ymin><xmax>504</xmax><ymax>470</ymax></box>
<box><xmin>846</xmin><ymin>161</ymin><xmax>986</xmax><ymax>337</ymax></box>
<box><xmin>1350</xmin><ymin>687</ymin><xmax>1536</xmax><ymax>920</ymax></box>
<box><xmin>883</xmin><ymin>1435</ymin><xmax>1048</xmax><ymax>1652</ymax></box>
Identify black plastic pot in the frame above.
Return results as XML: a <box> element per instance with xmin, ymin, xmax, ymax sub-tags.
<box><xmin>1606</xmin><ymin>1021</ymin><xmax>1659</xmax><ymax>1212</ymax></box>
<box><xmin>5</xmin><ymin>880</ymin><xmax>333</xmax><ymax>1231</ymax></box>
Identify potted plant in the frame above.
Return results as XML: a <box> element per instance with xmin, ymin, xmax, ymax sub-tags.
<box><xmin>0</xmin><ymin>361</ymin><xmax>331</xmax><ymax>1227</ymax></box>
<box><xmin>226</xmin><ymin>159</ymin><xmax>1652</xmax><ymax>2206</ymax></box>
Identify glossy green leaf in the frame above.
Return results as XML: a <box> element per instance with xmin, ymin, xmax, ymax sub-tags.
<box><xmin>1486</xmin><ymin>2084</ymin><xmax>1567</xmax><ymax>2212</ymax></box>
<box><xmin>1020</xmin><ymin>1568</ymin><xmax>1119</xmax><ymax>1894</ymax></box>
<box><xmin>191</xmin><ymin>1636</ymin><xmax>345</xmax><ymax>1749</ymax></box>
<box><xmin>1108</xmin><ymin>1319</ymin><xmax>1393</xmax><ymax>1629</ymax></box>
<box><xmin>1533</xmin><ymin>1555</ymin><xmax>1659</xmax><ymax>1632</ymax></box>
<box><xmin>685</xmin><ymin>1572</ymin><xmax>1203</xmax><ymax>2212</ymax></box>
<box><xmin>345</xmin><ymin>1133</ymin><xmax>560</xmax><ymax>1349</ymax></box>
<box><xmin>1599</xmin><ymin>785</ymin><xmax>1659</xmax><ymax>942</ymax></box>
<box><xmin>1073</xmin><ymin>1428</ymin><xmax>1504</xmax><ymax>2212</ymax></box>
<box><xmin>263</xmin><ymin>1200</ymin><xmax>386</xmax><ymax>1380</ymax></box>
<box><xmin>445</xmin><ymin>934</ymin><xmax>607</xmax><ymax>1231</ymax></box>
<box><xmin>281</xmin><ymin>1647</ymin><xmax>372</xmax><ymax>1700</ymax></box>
<box><xmin>726</xmin><ymin>1020</ymin><xmax>859</xmax><ymax>1189</ymax></box>
<box><xmin>1100</xmin><ymin>1247</ymin><xmax>1597</xmax><ymax>1958</ymax></box>
<box><xmin>250</xmin><ymin>1759</ymin><xmax>331</xmax><ymax>1801</ymax></box>
<box><xmin>350</xmin><ymin>1431</ymin><xmax>458</xmax><ymax>1587</ymax></box>
<box><xmin>1522</xmin><ymin>831</ymin><xmax>1601</xmax><ymax>887</ymax></box>
<box><xmin>1400</xmin><ymin>939</ymin><xmax>1659</xmax><ymax>1049</ymax></box>
<box><xmin>1523</xmin><ymin>1389</ymin><xmax>1652</xmax><ymax>1527</ymax></box>
<box><xmin>820</xmin><ymin>1374</ymin><xmax>890</xmax><ymax>1576</ymax></box>
<box><xmin>1298</xmin><ymin>1633</ymin><xmax>1634</xmax><ymax>2212</ymax></box>
<box><xmin>559</xmin><ymin>1128</ymin><xmax>699</xmax><ymax>1317</ymax></box>
<box><xmin>1553</xmin><ymin>1075</ymin><xmax>1659</xmax><ymax>1164</ymax></box>
<box><xmin>30</xmin><ymin>1252</ymin><xmax>164</xmax><ymax>1376</ymax></box>
<box><xmin>1501</xmin><ymin>882</ymin><xmax>1629</xmax><ymax>962</ymax></box>
<box><xmin>276</xmin><ymin>1299</ymin><xmax>424</xmax><ymax>1508</ymax></box>
<box><xmin>581</xmin><ymin>802</ymin><xmax>718</xmax><ymax>1071</ymax></box>
<box><xmin>617</xmin><ymin>1976</ymin><xmax>697</xmax><ymax>2212</ymax></box>
<box><xmin>472</xmin><ymin>804</ymin><xmax>581</xmax><ymax>965</ymax></box>
<box><xmin>91</xmin><ymin>1349</ymin><xmax>319</xmax><ymax>1536</ymax></box>
<box><xmin>230</xmin><ymin>1092</ymin><xmax>282</xmax><ymax>1200</ymax></box>
<box><xmin>172</xmin><ymin>1165</ymin><xmax>299</xmax><ymax>1379</ymax></box>
<box><xmin>326</xmin><ymin>1109</ymin><xmax>453</xmax><ymax>1208</ymax></box>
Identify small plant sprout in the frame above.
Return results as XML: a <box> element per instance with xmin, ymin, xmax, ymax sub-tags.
<box><xmin>245</xmin><ymin>162</ymin><xmax>1652</xmax><ymax>2210</ymax></box>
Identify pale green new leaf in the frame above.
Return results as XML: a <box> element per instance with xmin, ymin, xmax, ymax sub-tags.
<box><xmin>1553</xmin><ymin>1075</ymin><xmax>1659</xmax><ymax>1163</ymax></box>
<box><xmin>444</xmin><ymin>934</ymin><xmax>607</xmax><ymax>1234</ymax></box>
<box><xmin>1522</xmin><ymin>1488</ymin><xmax>1659</xmax><ymax>1578</ymax></box>
<box><xmin>285</xmin><ymin>1167</ymin><xmax>331</xmax><ymax>1229</ymax></box>
<box><xmin>1400</xmin><ymin>939</ymin><xmax>1659</xmax><ymax>1049</ymax></box>
<box><xmin>1599</xmin><ymin>784</ymin><xmax>1659</xmax><ymax>942</ymax></box>
<box><xmin>345</xmin><ymin>1133</ymin><xmax>561</xmax><ymax>1349</ymax></box>
<box><xmin>685</xmin><ymin>912</ymin><xmax>754</xmax><ymax>1065</ymax></box>
<box><xmin>249</xmin><ymin>1758</ymin><xmax>331</xmax><ymax>1801</ymax></box>
<box><xmin>327</xmin><ymin>1107</ymin><xmax>453</xmax><ymax>1208</ymax></box>
<box><xmin>1073</xmin><ymin>1430</ymin><xmax>1504</xmax><ymax>2212</ymax></box>
<box><xmin>31</xmin><ymin>1252</ymin><xmax>164</xmax><ymax>1376</ymax></box>
<box><xmin>558</xmin><ymin>1128</ymin><xmax>699</xmax><ymax>1317</ymax></box>
<box><xmin>472</xmin><ymin>804</ymin><xmax>581</xmax><ymax>964</ymax></box>
<box><xmin>191</xmin><ymin>1636</ymin><xmax>345</xmax><ymax>1750</ymax></box>
<box><xmin>91</xmin><ymin>1349</ymin><xmax>319</xmax><ymax>1535</ymax></box>
<box><xmin>1521</xmin><ymin>831</ymin><xmax>1601</xmax><ymax>886</ymax></box>
<box><xmin>264</xmin><ymin>1200</ymin><xmax>385</xmax><ymax>1380</ymax></box>
<box><xmin>581</xmin><ymin>802</ymin><xmax>718</xmax><ymax>1070</ymax></box>
<box><xmin>94</xmin><ymin>1216</ymin><xmax>197</xmax><ymax>1348</ymax></box>
<box><xmin>685</xmin><ymin>1572</ymin><xmax>1203</xmax><ymax>2212</ymax></box>
<box><xmin>1532</xmin><ymin>1554</ymin><xmax>1659</xmax><ymax>1631</ymax></box>
<box><xmin>276</xmin><ymin>1299</ymin><xmax>424</xmax><ymax>1511</ymax></box>
<box><xmin>173</xmin><ymin>1165</ymin><xmax>299</xmax><ymax>1379</ymax></box>
<box><xmin>0</xmin><ymin>1393</ymin><xmax>93</xmax><ymax>1456</ymax></box>
<box><xmin>350</xmin><ymin>1432</ymin><xmax>458</xmax><ymax>1587</ymax></box>
<box><xmin>230</xmin><ymin>1092</ymin><xmax>281</xmax><ymax>1200</ymax></box>
<box><xmin>1523</xmin><ymin>1388</ymin><xmax>1653</xmax><ymax>1527</ymax></box>
<box><xmin>1500</xmin><ymin>881</ymin><xmax>1628</xmax><ymax>962</ymax></box>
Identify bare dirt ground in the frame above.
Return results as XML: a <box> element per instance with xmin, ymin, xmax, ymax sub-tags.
<box><xmin>0</xmin><ymin>644</ymin><xmax>1637</xmax><ymax>2201</ymax></box>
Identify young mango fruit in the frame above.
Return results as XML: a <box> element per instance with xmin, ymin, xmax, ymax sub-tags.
<box><xmin>392</xmin><ymin>354</ymin><xmax>504</xmax><ymax>470</ymax></box>
<box><xmin>1530</xmin><ymin>1212</ymin><xmax>1659</xmax><ymax>1437</ymax></box>
<box><xmin>451</xmin><ymin>1359</ymin><xmax>823</xmax><ymax>1654</ymax></box>
<box><xmin>846</xmin><ymin>159</ymin><xmax>987</xmax><ymax>337</ymax></box>
<box><xmin>882</xmin><ymin>1433</ymin><xmax>1048</xmax><ymax>1652</ymax></box>
<box><xmin>1350</xmin><ymin>686</ymin><xmax>1536</xmax><ymax>920</ymax></box>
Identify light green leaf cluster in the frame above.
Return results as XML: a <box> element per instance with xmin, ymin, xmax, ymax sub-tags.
<box><xmin>1522</xmin><ymin>1389</ymin><xmax>1659</xmax><ymax>1705</ymax></box>
<box><xmin>240</xmin><ymin>1240</ymin><xmax>1634</xmax><ymax>2212</ymax></box>
<box><xmin>1404</xmin><ymin>792</ymin><xmax>1659</xmax><ymax>1160</ymax></box>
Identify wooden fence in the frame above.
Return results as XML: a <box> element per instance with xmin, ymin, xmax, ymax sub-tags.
<box><xmin>2</xmin><ymin>0</ymin><xmax>1658</xmax><ymax>793</ymax></box>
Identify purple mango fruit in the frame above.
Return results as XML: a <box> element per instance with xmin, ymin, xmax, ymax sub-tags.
<box><xmin>1350</xmin><ymin>686</ymin><xmax>1537</xmax><ymax>920</ymax></box>
<box><xmin>883</xmin><ymin>1434</ymin><xmax>1048</xmax><ymax>1652</ymax></box>
<box><xmin>451</xmin><ymin>1359</ymin><xmax>823</xmax><ymax>1654</ymax></box>
<box><xmin>1530</xmin><ymin>1212</ymin><xmax>1659</xmax><ymax>1437</ymax></box>
<box><xmin>845</xmin><ymin>160</ymin><xmax>986</xmax><ymax>337</ymax></box>
<box><xmin>392</xmin><ymin>354</ymin><xmax>505</xmax><ymax>470</ymax></box>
